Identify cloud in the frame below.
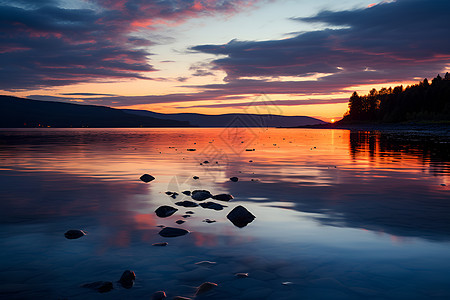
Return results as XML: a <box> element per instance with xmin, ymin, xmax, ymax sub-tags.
<box><xmin>60</xmin><ymin>92</ymin><xmax>118</xmax><ymax>96</ymax></box>
<box><xmin>192</xmin><ymin>0</ymin><xmax>450</xmax><ymax>88</ymax></box>
<box><xmin>175</xmin><ymin>98</ymin><xmax>349</xmax><ymax>109</ymax></box>
<box><xmin>189</xmin><ymin>61</ymin><xmax>216</xmax><ymax>77</ymax></box>
<box><xmin>0</xmin><ymin>0</ymin><xmax>263</xmax><ymax>91</ymax></box>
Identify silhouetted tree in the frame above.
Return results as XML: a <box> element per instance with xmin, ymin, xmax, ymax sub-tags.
<box><xmin>348</xmin><ymin>91</ymin><xmax>363</xmax><ymax>120</ymax></box>
<box><xmin>341</xmin><ymin>73</ymin><xmax>450</xmax><ymax>123</ymax></box>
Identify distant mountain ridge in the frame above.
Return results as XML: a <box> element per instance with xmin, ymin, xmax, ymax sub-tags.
<box><xmin>0</xmin><ymin>96</ymin><xmax>190</xmax><ymax>128</ymax></box>
<box><xmin>122</xmin><ymin>109</ymin><xmax>326</xmax><ymax>127</ymax></box>
<box><xmin>0</xmin><ymin>95</ymin><xmax>325</xmax><ymax>128</ymax></box>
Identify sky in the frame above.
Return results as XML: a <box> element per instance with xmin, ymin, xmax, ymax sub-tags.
<box><xmin>1</xmin><ymin>0</ymin><xmax>449</xmax><ymax>121</ymax></box>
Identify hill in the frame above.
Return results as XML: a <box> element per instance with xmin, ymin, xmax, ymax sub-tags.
<box><xmin>0</xmin><ymin>96</ymin><xmax>190</xmax><ymax>128</ymax></box>
<box><xmin>122</xmin><ymin>109</ymin><xmax>326</xmax><ymax>127</ymax></box>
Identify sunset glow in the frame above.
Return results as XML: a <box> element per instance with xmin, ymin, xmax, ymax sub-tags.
<box><xmin>1</xmin><ymin>0</ymin><xmax>449</xmax><ymax>121</ymax></box>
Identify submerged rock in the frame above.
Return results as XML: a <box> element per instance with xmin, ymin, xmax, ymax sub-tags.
<box><xmin>140</xmin><ymin>174</ymin><xmax>155</xmax><ymax>183</ymax></box>
<box><xmin>211</xmin><ymin>194</ymin><xmax>233</xmax><ymax>201</ymax></box>
<box><xmin>175</xmin><ymin>200</ymin><xmax>199</xmax><ymax>207</ymax></box>
<box><xmin>227</xmin><ymin>206</ymin><xmax>256</xmax><ymax>228</ymax></box>
<box><xmin>155</xmin><ymin>206</ymin><xmax>178</xmax><ymax>218</ymax></box>
<box><xmin>182</xmin><ymin>190</ymin><xmax>191</xmax><ymax>196</ymax></box>
<box><xmin>230</xmin><ymin>177</ymin><xmax>239</xmax><ymax>182</ymax></box>
<box><xmin>159</xmin><ymin>227</ymin><xmax>189</xmax><ymax>237</ymax></box>
<box><xmin>64</xmin><ymin>229</ymin><xmax>86</xmax><ymax>239</ymax></box>
<box><xmin>195</xmin><ymin>261</ymin><xmax>216</xmax><ymax>266</ymax></box>
<box><xmin>191</xmin><ymin>190</ymin><xmax>212</xmax><ymax>201</ymax></box>
<box><xmin>196</xmin><ymin>282</ymin><xmax>218</xmax><ymax>295</ymax></box>
<box><xmin>199</xmin><ymin>202</ymin><xmax>227</xmax><ymax>211</ymax></box>
<box><xmin>235</xmin><ymin>273</ymin><xmax>249</xmax><ymax>278</ymax></box>
<box><xmin>119</xmin><ymin>270</ymin><xmax>136</xmax><ymax>289</ymax></box>
<box><xmin>152</xmin><ymin>291</ymin><xmax>167</xmax><ymax>300</ymax></box>
<box><xmin>203</xmin><ymin>219</ymin><xmax>216</xmax><ymax>223</ymax></box>
<box><xmin>175</xmin><ymin>220</ymin><xmax>185</xmax><ymax>224</ymax></box>
<box><xmin>82</xmin><ymin>281</ymin><xmax>113</xmax><ymax>293</ymax></box>
<box><xmin>152</xmin><ymin>242</ymin><xmax>168</xmax><ymax>247</ymax></box>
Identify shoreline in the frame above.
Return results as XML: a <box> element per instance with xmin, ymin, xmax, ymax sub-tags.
<box><xmin>284</xmin><ymin>122</ymin><xmax>450</xmax><ymax>139</ymax></box>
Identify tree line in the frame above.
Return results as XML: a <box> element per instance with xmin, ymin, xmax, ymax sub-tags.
<box><xmin>341</xmin><ymin>72</ymin><xmax>450</xmax><ymax>123</ymax></box>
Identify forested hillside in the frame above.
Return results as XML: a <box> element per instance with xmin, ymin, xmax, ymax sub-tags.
<box><xmin>341</xmin><ymin>73</ymin><xmax>450</xmax><ymax>123</ymax></box>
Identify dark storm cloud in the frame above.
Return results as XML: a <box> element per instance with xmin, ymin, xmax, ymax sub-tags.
<box><xmin>192</xmin><ymin>0</ymin><xmax>450</xmax><ymax>89</ymax></box>
<box><xmin>0</xmin><ymin>0</ymin><xmax>261</xmax><ymax>91</ymax></box>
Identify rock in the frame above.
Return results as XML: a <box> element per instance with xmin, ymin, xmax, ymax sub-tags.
<box><xmin>140</xmin><ymin>174</ymin><xmax>155</xmax><ymax>183</ymax></box>
<box><xmin>155</xmin><ymin>206</ymin><xmax>178</xmax><ymax>218</ymax></box>
<box><xmin>196</xmin><ymin>282</ymin><xmax>218</xmax><ymax>295</ymax></box>
<box><xmin>185</xmin><ymin>211</ymin><xmax>194</xmax><ymax>214</ymax></box>
<box><xmin>152</xmin><ymin>242</ymin><xmax>168</xmax><ymax>247</ymax></box>
<box><xmin>64</xmin><ymin>229</ymin><xmax>86</xmax><ymax>239</ymax></box>
<box><xmin>211</xmin><ymin>194</ymin><xmax>233</xmax><ymax>201</ymax></box>
<box><xmin>203</xmin><ymin>160</ymin><xmax>209</xmax><ymax>164</ymax></box>
<box><xmin>227</xmin><ymin>206</ymin><xmax>256</xmax><ymax>228</ymax></box>
<box><xmin>175</xmin><ymin>201</ymin><xmax>199</xmax><ymax>207</ymax></box>
<box><xmin>159</xmin><ymin>227</ymin><xmax>189</xmax><ymax>237</ymax></box>
<box><xmin>166</xmin><ymin>191</ymin><xmax>179</xmax><ymax>198</ymax></box>
<box><xmin>182</xmin><ymin>215</ymin><xmax>191</xmax><ymax>218</ymax></box>
<box><xmin>199</xmin><ymin>202</ymin><xmax>227</xmax><ymax>211</ymax></box>
<box><xmin>245</xmin><ymin>149</ymin><xmax>255</xmax><ymax>151</ymax></box>
<box><xmin>195</xmin><ymin>261</ymin><xmax>216</xmax><ymax>266</ymax></box>
<box><xmin>193</xmin><ymin>176</ymin><xmax>199</xmax><ymax>180</ymax></box>
<box><xmin>119</xmin><ymin>270</ymin><xmax>136</xmax><ymax>289</ymax></box>
<box><xmin>230</xmin><ymin>177</ymin><xmax>239</xmax><ymax>182</ymax></box>
<box><xmin>235</xmin><ymin>273</ymin><xmax>248</xmax><ymax>278</ymax></box>
<box><xmin>156</xmin><ymin>225</ymin><xmax>165</xmax><ymax>228</ymax></box>
<box><xmin>175</xmin><ymin>220</ymin><xmax>185</xmax><ymax>224</ymax></box>
<box><xmin>82</xmin><ymin>281</ymin><xmax>113</xmax><ymax>293</ymax></box>
<box><xmin>182</xmin><ymin>191</ymin><xmax>191</xmax><ymax>196</ymax></box>
<box><xmin>186</xmin><ymin>149</ymin><xmax>196</xmax><ymax>151</ymax></box>
<box><xmin>152</xmin><ymin>290</ymin><xmax>167</xmax><ymax>300</ymax></box>
<box><xmin>203</xmin><ymin>219</ymin><xmax>216</xmax><ymax>223</ymax></box>
<box><xmin>191</xmin><ymin>190</ymin><xmax>212</xmax><ymax>201</ymax></box>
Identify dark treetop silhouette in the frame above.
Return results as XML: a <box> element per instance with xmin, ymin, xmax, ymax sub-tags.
<box><xmin>341</xmin><ymin>72</ymin><xmax>450</xmax><ymax>123</ymax></box>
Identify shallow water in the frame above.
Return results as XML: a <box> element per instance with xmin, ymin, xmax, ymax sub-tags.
<box><xmin>0</xmin><ymin>127</ymin><xmax>449</xmax><ymax>299</ymax></box>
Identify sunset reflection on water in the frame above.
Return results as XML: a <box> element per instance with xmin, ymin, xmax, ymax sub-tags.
<box><xmin>0</xmin><ymin>128</ymin><xmax>449</xmax><ymax>299</ymax></box>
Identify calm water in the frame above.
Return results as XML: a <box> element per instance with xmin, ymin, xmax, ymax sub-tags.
<box><xmin>0</xmin><ymin>128</ymin><xmax>449</xmax><ymax>300</ymax></box>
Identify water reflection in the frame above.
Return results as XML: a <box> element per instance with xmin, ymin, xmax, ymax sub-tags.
<box><xmin>349</xmin><ymin>130</ymin><xmax>450</xmax><ymax>174</ymax></box>
<box><xmin>0</xmin><ymin>128</ymin><xmax>449</xmax><ymax>299</ymax></box>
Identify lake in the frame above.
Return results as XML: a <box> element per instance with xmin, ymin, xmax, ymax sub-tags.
<box><xmin>0</xmin><ymin>127</ymin><xmax>449</xmax><ymax>299</ymax></box>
